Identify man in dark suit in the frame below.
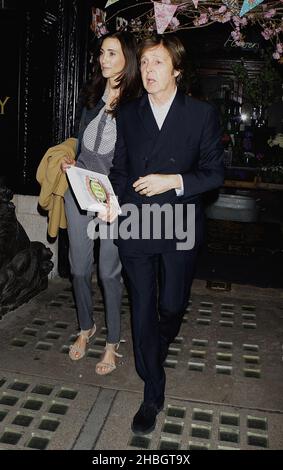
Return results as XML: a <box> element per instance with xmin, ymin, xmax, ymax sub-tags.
<box><xmin>99</xmin><ymin>34</ymin><xmax>224</xmax><ymax>434</ymax></box>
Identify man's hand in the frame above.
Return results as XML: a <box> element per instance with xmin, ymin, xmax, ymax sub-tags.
<box><xmin>133</xmin><ymin>174</ymin><xmax>181</xmax><ymax>197</ymax></box>
<box><xmin>60</xmin><ymin>156</ymin><xmax>75</xmax><ymax>173</ymax></box>
<box><xmin>97</xmin><ymin>199</ymin><xmax>118</xmax><ymax>224</ymax></box>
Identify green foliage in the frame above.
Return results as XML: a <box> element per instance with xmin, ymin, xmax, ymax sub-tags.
<box><xmin>232</xmin><ymin>55</ymin><xmax>282</xmax><ymax>107</ymax></box>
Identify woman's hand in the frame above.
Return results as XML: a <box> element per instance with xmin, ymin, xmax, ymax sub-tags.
<box><xmin>133</xmin><ymin>174</ymin><xmax>181</xmax><ymax>197</ymax></box>
<box><xmin>60</xmin><ymin>156</ymin><xmax>75</xmax><ymax>173</ymax></box>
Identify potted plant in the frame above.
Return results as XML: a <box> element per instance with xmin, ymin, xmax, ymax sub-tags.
<box><xmin>232</xmin><ymin>53</ymin><xmax>282</xmax><ymax>126</ymax></box>
<box><xmin>260</xmin><ymin>133</ymin><xmax>283</xmax><ymax>183</ymax></box>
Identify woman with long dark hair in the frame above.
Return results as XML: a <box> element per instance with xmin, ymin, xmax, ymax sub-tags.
<box><xmin>61</xmin><ymin>31</ymin><xmax>141</xmax><ymax>374</ymax></box>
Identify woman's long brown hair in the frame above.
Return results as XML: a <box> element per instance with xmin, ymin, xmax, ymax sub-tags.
<box><xmin>81</xmin><ymin>31</ymin><xmax>142</xmax><ymax>116</ymax></box>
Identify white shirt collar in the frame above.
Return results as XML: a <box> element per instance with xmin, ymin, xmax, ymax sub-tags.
<box><xmin>148</xmin><ymin>88</ymin><xmax>177</xmax><ymax>130</ymax></box>
<box><xmin>148</xmin><ymin>87</ymin><xmax>177</xmax><ymax>111</ymax></box>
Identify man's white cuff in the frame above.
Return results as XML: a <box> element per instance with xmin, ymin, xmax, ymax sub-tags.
<box><xmin>175</xmin><ymin>174</ymin><xmax>184</xmax><ymax>196</ymax></box>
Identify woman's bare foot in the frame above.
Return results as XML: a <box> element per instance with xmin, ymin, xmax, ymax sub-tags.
<box><xmin>69</xmin><ymin>325</ymin><xmax>96</xmax><ymax>361</ymax></box>
<box><xmin>95</xmin><ymin>343</ymin><xmax>122</xmax><ymax>375</ymax></box>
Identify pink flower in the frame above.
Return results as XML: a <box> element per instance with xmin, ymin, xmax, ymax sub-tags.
<box><xmin>273</xmin><ymin>52</ymin><xmax>280</xmax><ymax>59</ymax></box>
<box><xmin>231</xmin><ymin>29</ymin><xmax>241</xmax><ymax>40</ymax></box>
<box><xmin>231</xmin><ymin>28</ymin><xmax>245</xmax><ymax>46</ymax></box>
<box><xmin>233</xmin><ymin>15</ymin><xmax>248</xmax><ymax>27</ymax></box>
<box><xmin>199</xmin><ymin>13</ymin><xmax>208</xmax><ymax>24</ymax></box>
<box><xmin>218</xmin><ymin>11</ymin><xmax>232</xmax><ymax>23</ymax></box>
<box><xmin>96</xmin><ymin>23</ymin><xmax>108</xmax><ymax>38</ymax></box>
<box><xmin>194</xmin><ymin>13</ymin><xmax>208</xmax><ymax>26</ymax></box>
<box><xmin>264</xmin><ymin>9</ymin><xmax>276</xmax><ymax>19</ymax></box>
<box><xmin>232</xmin><ymin>15</ymin><xmax>240</xmax><ymax>26</ymax></box>
<box><xmin>261</xmin><ymin>28</ymin><xmax>273</xmax><ymax>40</ymax></box>
<box><xmin>169</xmin><ymin>17</ymin><xmax>180</xmax><ymax>30</ymax></box>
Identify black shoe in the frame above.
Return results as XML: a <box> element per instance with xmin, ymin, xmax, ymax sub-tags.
<box><xmin>131</xmin><ymin>401</ymin><xmax>163</xmax><ymax>435</ymax></box>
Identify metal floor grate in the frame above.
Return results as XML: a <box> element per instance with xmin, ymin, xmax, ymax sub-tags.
<box><xmin>0</xmin><ymin>278</ymin><xmax>283</xmax><ymax>449</ymax></box>
<box><xmin>96</xmin><ymin>392</ymin><xmax>282</xmax><ymax>450</ymax></box>
<box><xmin>0</xmin><ymin>372</ymin><xmax>99</xmax><ymax>450</ymax></box>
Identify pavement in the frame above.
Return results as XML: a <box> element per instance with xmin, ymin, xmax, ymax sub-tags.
<box><xmin>0</xmin><ymin>276</ymin><xmax>283</xmax><ymax>450</ymax></box>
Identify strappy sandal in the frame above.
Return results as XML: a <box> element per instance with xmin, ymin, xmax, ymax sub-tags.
<box><xmin>95</xmin><ymin>342</ymin><xmax>122</xmax><ymax>375</ymax></box>
<box><xmin>69</xmin><ymin>324</ymin><xmax>96</xmax><ymax>361</ymax></box>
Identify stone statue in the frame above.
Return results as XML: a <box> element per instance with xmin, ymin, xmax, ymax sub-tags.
<box><xmin>0</xmin><ymin>185</ymin><xmax>53</xmax><ymax>318</ymax></box>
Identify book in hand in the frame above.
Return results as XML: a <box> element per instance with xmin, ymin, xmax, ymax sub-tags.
<box><xmin>66</xmin><ymin>166</ymin><xmax>121</xmax><ymax>215</ymax></box>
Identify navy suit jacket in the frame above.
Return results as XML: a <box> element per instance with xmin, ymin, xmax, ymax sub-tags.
<box><xmin>109</xmin><ymin>90</ymin><xmax>224</xmax><ymax>253</ymax></box>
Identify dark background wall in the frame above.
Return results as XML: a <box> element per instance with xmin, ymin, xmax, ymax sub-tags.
<box><xmin>0</xmin><ymin>7</ymin><xmax>21</xmax><ymax>190</ymax></box>
<box><xmin>0</xmin><ymin>0</ymin><xmax>92</xmax><ymax>195</ymax></box>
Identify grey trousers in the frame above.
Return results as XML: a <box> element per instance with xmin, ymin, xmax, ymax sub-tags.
<box><xmin>64</xmin><ymin>188</ymin><xmax>123</xmax><ymax>343</ymax></box>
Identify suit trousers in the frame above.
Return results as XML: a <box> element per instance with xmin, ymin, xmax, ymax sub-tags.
<box><xmin>64</xmin><ymin>188</ymin><xmax>123</xmax><ymax>343</ymax></box>
<box><xmin>120</xmin><ymin>248</ymin><xmax>199</xmax><ymax>406</ymax></box>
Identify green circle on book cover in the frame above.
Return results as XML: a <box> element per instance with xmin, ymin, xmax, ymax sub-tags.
<box><xmin>90</xmin><ymin>179</ymin><xmax>107</xmax><ymax>203</ymax></box>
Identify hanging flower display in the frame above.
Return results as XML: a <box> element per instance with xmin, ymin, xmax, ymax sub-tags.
<box><xmin>94</xmin><ymin>1</ymin><xmax>283</xmax><ymax>61</ymax></box>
